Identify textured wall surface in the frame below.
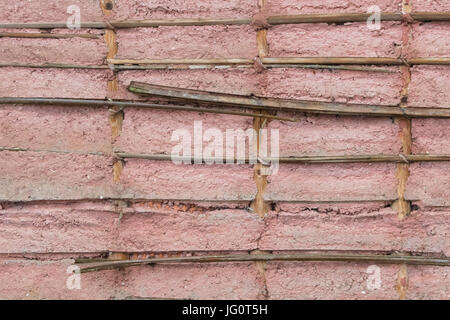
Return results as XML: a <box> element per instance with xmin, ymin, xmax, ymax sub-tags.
<box><xmin>0</xmin><ymin>0</ymin><xmax>448</xmax><ymax>300</ymax></box>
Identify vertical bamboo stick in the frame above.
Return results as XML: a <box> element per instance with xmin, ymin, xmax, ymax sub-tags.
<box><xmin>392</xmin><ymin>0</ymin><xmax>413</xmax><ymax>220</ymax></box>
<box><xmin>250</xmin><ymin>0</ymin><xmax>270</xmax><ymax>218</ymax></box>
<box><xmin>100</xmin><ymin>0</ymin><xmax>124</xmax><ymax>183</ymax></box>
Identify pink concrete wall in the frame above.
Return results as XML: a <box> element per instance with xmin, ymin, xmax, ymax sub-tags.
<box><xmin>0</xmin><ymin>0</ymin><xmax>448</xmax><ymax>300</ymax></box>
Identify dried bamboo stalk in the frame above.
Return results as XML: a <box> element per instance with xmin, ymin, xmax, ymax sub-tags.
<box><xmin>78</xmin><ymin>253</ymin><xmax>450</xmax><ymax>273</ymax></box>
<box><xmin>0</xmin><ymin>97</ymin><xmax>294</xmax><ymax>121</ymax></box>
<box><xmin>0</xmin><ymin>12</ymin><xmax>448</xmax><ymax>29</ymax></box>
<box><xmin>116</xmin><ymin>153</ymin><xmax>450</xmax><ymax>163</ymax></box>
<box><xmin>267</xmin><ymin>12</ymin><xmax>402</xmax><ymax>24</ymax></box>
<box><xmin>108</xmin><ymin>58</ymin><xmax>253</xmax><ymax>65</ymax></box>
<box><xmin>0</xmin><ymin>32</ymin><xmax>100</xmax><ymax>39</ymax></box>
<box><xmin>0</xmin><ymin>63</ymin><xmax>108</xmax><ymax>69</ymax></box>
<box><xmin>128</xmin><ymin>82</ymin><xmax>450</xmax><ymax>118</ymax></box>
<box><xmin>264</xmin><ymin>64</ymin><xmax>396</xmax><ymax>73</ymax></box>
<box><xmin>262</xmin><ymin>57</ymin><xmax>450</xmax><ymax>65</ymax></box>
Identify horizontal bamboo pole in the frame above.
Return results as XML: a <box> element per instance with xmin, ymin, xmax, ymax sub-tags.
<box><xmin>0</xmin><ymin>62</ymin><xmax>395</xmax><ymax>73</ymax></box>
<box><xmin>108</xmin><ymin>58</ymin><xmax>253</xmax><ymax>65</ymax></box>
<box><xmin>0</xmin><ymin>32</ymin><xmax>100</xmax><ymax>39</ymax></box>
<box><xmin>264</xmin><ymin>64</ymin><xmax>396</xmax><ymax>73</ymax></box>
<box><xmin>0</xmin><ymin>63</ymin><xmax>108</xmax><ymax>69</ymax></box>
<box><xmin>2</xmin><ymin>147</ymin><xmax>449</xmax><ymax>165</ymax></box>
<box><xmin>0</xmin><ymin>12</ymin><xmax>448</xmax><ymax>29</ymax></box>
<box><xmin>116</xmin><ymin>153</ymin><xmax>450</xmax><ymax>164</ymax></box>
<box><xmin>261</xmin><ymin>57</ymin><xmax>450</xmax><ymax>65</ymax></box>
<box><xmin>78</xmin><ymin>253</ymin><xmax>450</xmax><ymax>273</ymax></box>
<box><xmin>129</xmin><ymin>82</ymin><xmax>450</xmax><ymax>118</ymax></box>
<box><xmin>0</xmin><ymin>97</ymin><xmax>294</xmax><ymax>121</ymax></box>
<box><xmin>110</xmin><ymin>57</ymin><xmax>450</xmax><ymax>67</ymax></box>
<box><xmin>267</xmin><ymin>12</ymin><xmax>402</xmax><ymax>24</ymax></box>
<box><xmin>267</xmin><ymin>12</ymin><xmax>450</xmax><ymax>24</ymax></box>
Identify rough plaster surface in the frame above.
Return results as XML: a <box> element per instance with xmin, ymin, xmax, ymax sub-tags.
<box><xmin>0</xmin><ymin>105</ymin><xmax>111</xmax><ymax>153</ymax></box>
<box><xmin>0</xmin><ymin>0</ymin><xmax>449</xmax><ymax>300</ymax></box>
<box><xmin>412</xmin><ymin>0</ymin><xmax>450</xmax><ymax>12</ymax></box>
<box><xmin>270</xmin><ymin>113</ymin><xmax>401</xmax><ymax>156</ymax></box>
<box><xmin>115</xmin><ymin>108</ymin><xmax>253</xmax><ymax>155</ymax></box>
<box><xmin>0</xmin><ymin>68</ymin><xmax>109</xmax><ymax>98</ymax></box>
<box><xmin>117</xmin><ymin>69</ymin><xmax>258</xmax><ymax>100</ymax></box>
<box><xmin>116</xmin><ymin>26</ymin><xmax>257</xmax><ymax>60</ymax></box>
<box><xmin>118</xmin><ymin>160</ymin><xmax>256</xmax><ymax>201</ymax></box>
<box><xmin>268</xmin><ymin>22</ymin><xmax>402</xmax><ymax>58</ymax></box>
<box><xmin>412</xmin><ymin>119</ymin><xmax>450</xmax><ymax>154</ymax></box>
<box><xmin>111</xmin><ymin>0</ymin><xmax>258</xmax><ymax>20</ymax></box>
<box><xmin>0</xmin><ymin>1</ymin><xmax>103</xmax><ymax>23</ymax></box>
<box><xmin>406</xmin><ymin>162</ymin><xmax>450</xmax><ymax>206</ymax></box>
<box><xmin>260</xmin><ymin>207</ymin><xmax>450</xmax><ymax>255</ymax></box>
<box><xmin>0</xmin><ymin>36</ymin><xmax>106</xmax><ymax>65</ymax></box>
<box><xmin>262</xmin><ymin>68</ymin><xmax>403</xmax><ymax>105</ymax></box>
<box><xmin>409</xmin><ymin>66</ymin><xmax>450</xmax><ymax>108</ymax></box>
<box><xmin>0</xmin><ymin>202</ymin><xmax>264</xmax><ymax>253</ymax></box>
<box><xmin>0</xmin><ymin>151</ymin><xmax>115</xmax><ymax>201</ymax></box>
<box><xmin>266</xmin><ymin>0</ymin><xmax>402</xmax><ymax>15</ymax></box>
<box><xmin>409</xmin><ymin>23</ymin><xmax>450</xmax><ymax>58</ymax></box>
<box><xmin>266</xmin><ymin>163</ymin><xmax>398</xmax><ymax>201</ymax></box>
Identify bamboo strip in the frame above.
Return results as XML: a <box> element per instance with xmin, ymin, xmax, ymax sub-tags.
<box><xmin>267</xmin><ymin>12</ymin><xmax>402</xmax><ymax>24</ymax></box>
<box><xmin>0</xmin><ymin>32</ymin><xmax>100</xmax><ymax>39</ymax></box>
<box><xmin>264</xmin><ymin>64</ymin><xmax>396</xmax><ymax>73</ymax></box>
<box><xmin>0</xmin><ymin>97</ymin><xmax>293</xmax><ymax>121</ymax></box>
<box><xmin>116</xmin><ymin>153</ymin><xmax>450</xmax><ymax>163</ymax></box>
<box><xmin>0</xmin><ymin>63</ymin><xmax>108</xmax><ymax>69</ymax></box>
<box><xmin>262</xmin><ymin>57</ymin><xmax>450</xmax><ymax>65</ymax></box>
<box><xmin>2</xmin><ymin>147</ymin><xmax>449</xmax><ymax>165</ymax></box>
<box><xmin>128</xmin><ymin>82</ymin><xmax>450</xmax><ymax>118</ymax></box>
<box><xmin>78</xmin><ymin>253</ymin><xmax>450</xmax><ymax>273</ymax></box>
<box><xmin>108</xmin><ymin>58</ymin><xmax>253</xmax><ymax>65</ymax></box>
<box><xmin>0</xmin><ymin>12</ymin><xmax>448</xmax><ymax>29</ymax></box>
<box><xmin>110</xmin><ymin>57</ymin><xmax>450</xmax><ymax>66</ymax></box>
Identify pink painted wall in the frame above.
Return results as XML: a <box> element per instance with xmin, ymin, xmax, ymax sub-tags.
<box><xmin>0</xmin><ymin>0</ymin><xmax>448</xmax><ymax>300</ymax></box>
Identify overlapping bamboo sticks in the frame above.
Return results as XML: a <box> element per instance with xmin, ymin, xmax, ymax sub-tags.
<box><xmin>77</xmin><ymin>252</ymin><xmax>450</xmax><ymax>273</ymax></box>
<box><xmin>128</xmin><ymin>82</ymin><xmax>450</xmax><ymax>118</ymax></box>
<box><xmin>0</xmin><ymin>97</ymin><xmax>293</xmax><ymax>121</ymax></box>
<box><xmin>0</xmin><ymin>11</ymin><xmax>448</xmax><ymax>29</ymax></box>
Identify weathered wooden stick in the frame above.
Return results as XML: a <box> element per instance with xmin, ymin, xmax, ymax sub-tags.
<box><xmin>116</xmin><ymin>153</ymin><xmax>450</xmax><ymax>163</ymax></box>
<box><xmin>0</xmin><ymin>63</ymin><xmax>108</xmax><ymax>69</ymax></box>
<box><xmin>262</xmin><ymin>57</ymin><xmax>450</xmax><ymax>65</ymax></box>
<box><xmin>0</xmin><ymin>32</ymin><xmax>100</xmax><ymax>39</ymax></box>
<box><xmin>78</xmin><ymin>253</ymin><xmax>450</xmax><ymax>273</ymax></box>
<box><xmin>267</xmin><ymin>12</ymin><xmax>402</xmax><ymax>24</ymax></box>
<box><xmin>267</xmin><ymin>12</ymin><xmax>450</xmax><ymax>24</ymax></box>
<box><xmin>128</xmin><ymin>82</ymin><xmax>450</xmax><ymax>118</ymax></box>
<box><xmin>412</xmin><ymin>11</ymin><xmax>450</xmax><ymax>21</ymax></box>
<box><xmin>0</xmin><ymin>97</ymin><xmax>294</xmax><ymax>121</ymax></box>
<box><xmin>264</xmin><ymin>64</ymin><xmax>396</xmax><ymax>73</ymax></box>
<box><xmin>0</xmin><ymin>12</ymin><xmax>448</xmax><ymax>29</ymax></box>
<box><xmin>108</xmin><ymin>58</ymin><xmax>253</xmax><ymax>65</ymax></box>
